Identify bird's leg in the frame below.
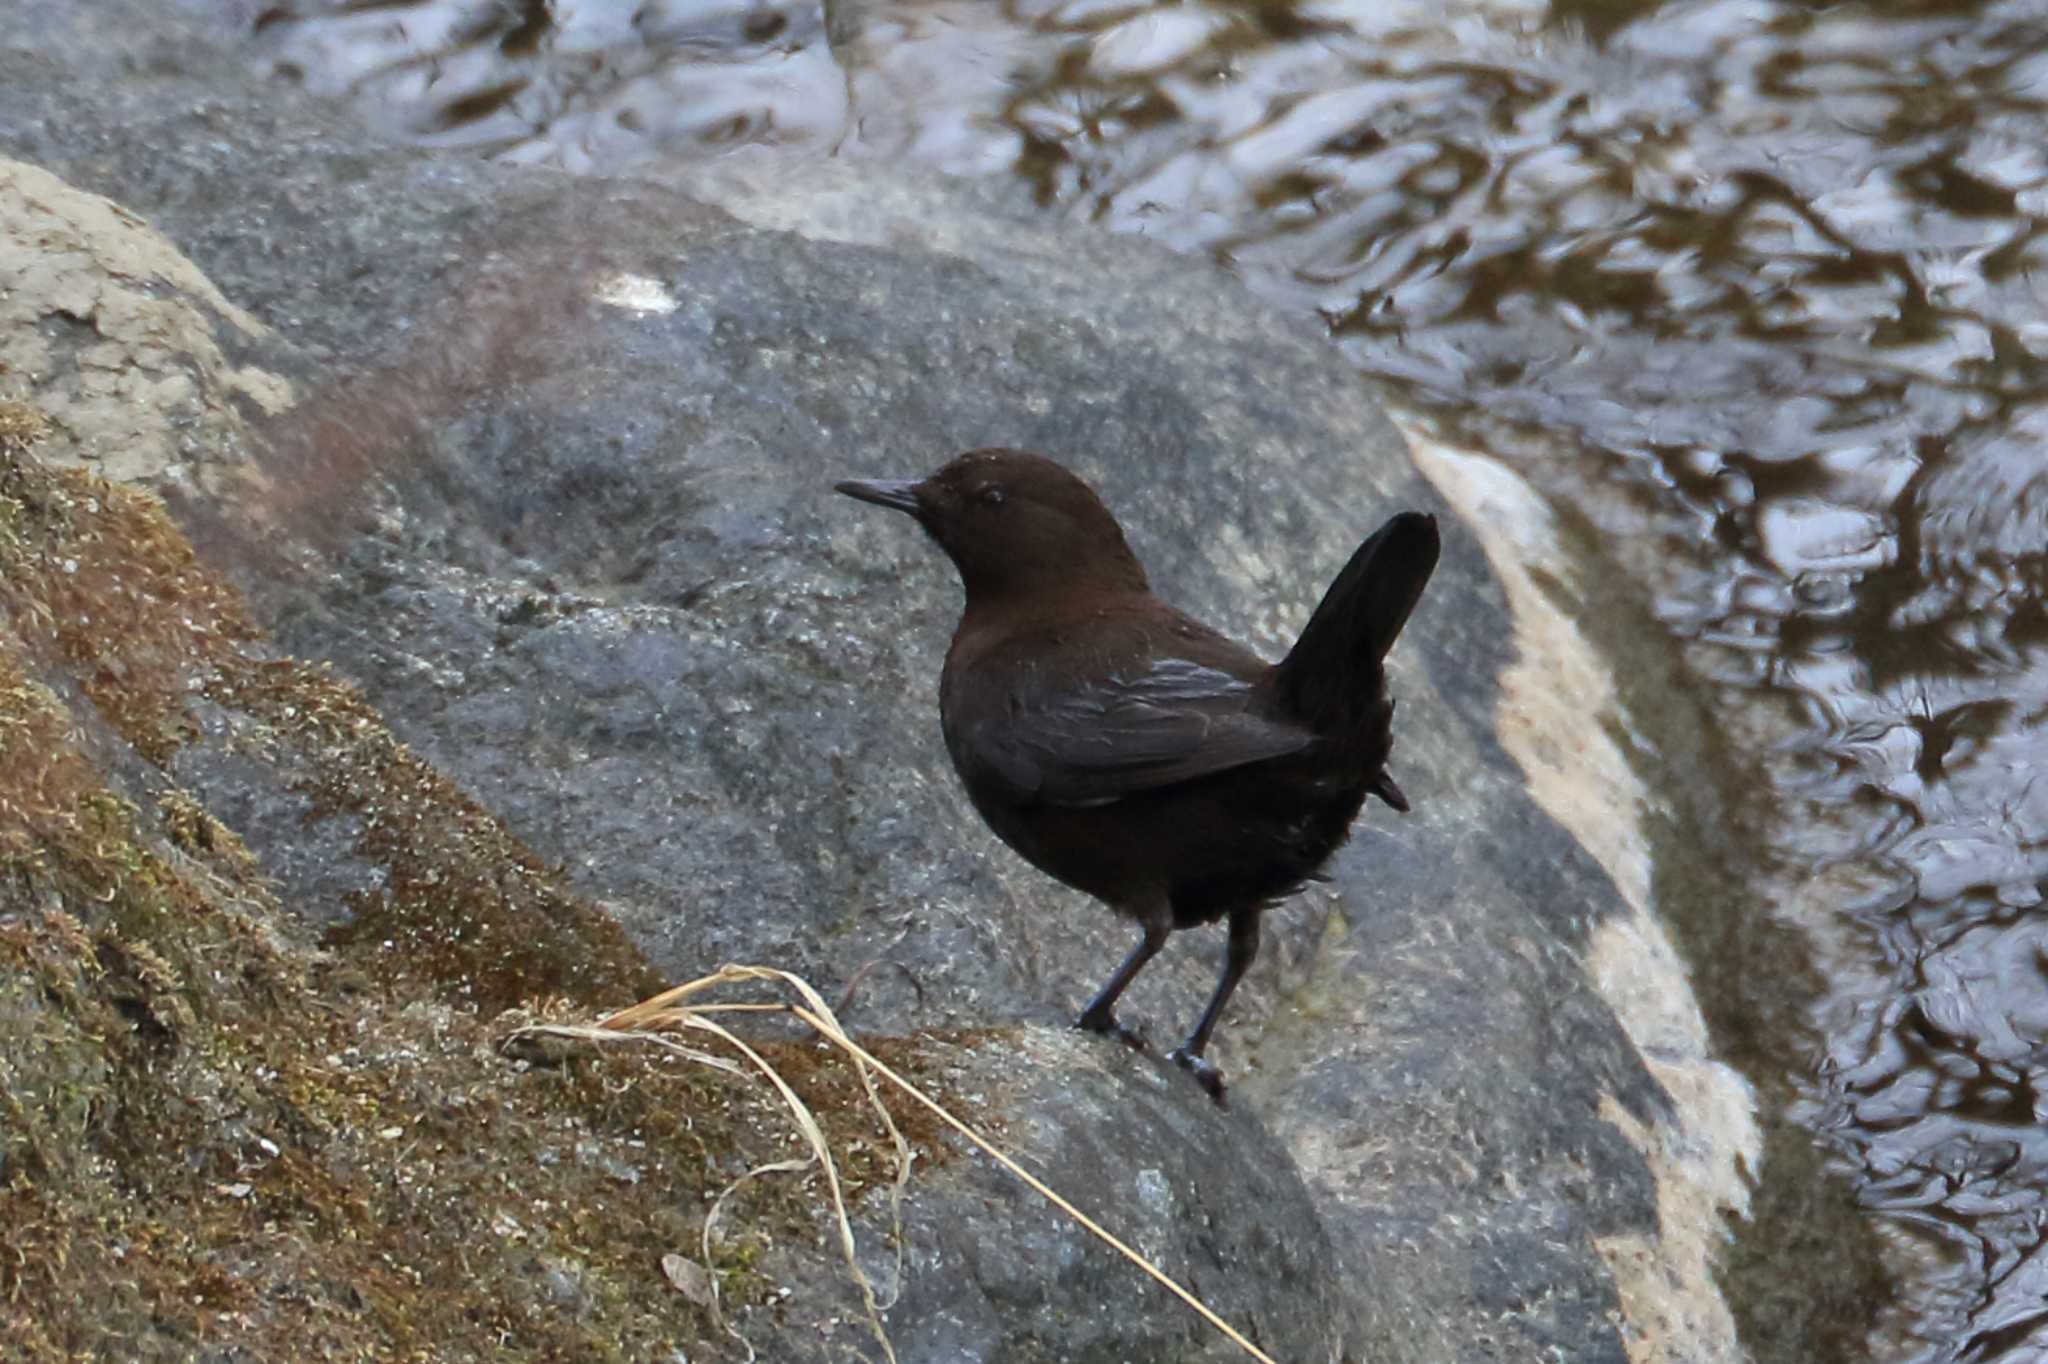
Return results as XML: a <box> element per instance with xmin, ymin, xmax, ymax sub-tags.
<box><xmin>1169</xmin><ymin>906</ymin><xmax>1261</xmax><ymax>1107</ymax></box>
<box><xmin>1075</xmin><ymin>902</ymin><xmax>1171</xmax><ymax>1051</ymax></box>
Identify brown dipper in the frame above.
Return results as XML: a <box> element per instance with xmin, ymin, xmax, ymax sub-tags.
<box><xmin>837</xmin><ymin>449</ymin><xmax>1439</xmax><ymax>1103</ymax></box>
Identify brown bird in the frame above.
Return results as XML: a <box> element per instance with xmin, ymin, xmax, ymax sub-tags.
<box><xmin>837</xmin><ymin>449</ymin><xmax>1438</xmax><ymax>1103</ymax></box>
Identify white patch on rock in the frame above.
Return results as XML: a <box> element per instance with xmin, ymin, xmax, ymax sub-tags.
<box><xmin>594</xmin><ymin>270</ymin><xmax>680</xmax><ymax>315</ymax></box>
<box><xmin>1409</xmin><ymin>427</ymin><xmax>1760</xmax><ymax>1364</ymax></box>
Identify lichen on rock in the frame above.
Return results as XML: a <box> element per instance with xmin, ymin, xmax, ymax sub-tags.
<box><xmin>0</xmin><ymin>159</ymin><xmax>292</xmax><ymax>485</ymax></box>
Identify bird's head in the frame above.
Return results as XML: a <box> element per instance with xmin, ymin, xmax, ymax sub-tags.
<box><xmin>837</xmin><ymin>449</ymin><xmax>1150</xmax><ymax>605</ymax></box>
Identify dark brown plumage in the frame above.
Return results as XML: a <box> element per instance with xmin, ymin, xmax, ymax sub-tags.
<box><xmin>837</xmin><ymin>449</ymin><xmax>1438</xmax><ymax>1103</ymax></box>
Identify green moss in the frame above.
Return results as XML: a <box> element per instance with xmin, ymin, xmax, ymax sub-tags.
<box><xmin>0</xmin><ymin>398</ymin><xmax>50</xmax><ymax>457</ymax></box>
<box><xmin>214</xmin><ymin>652</ymin><xmax>665</xmax><ymax>1011</ymax></box>
<box><xmin>0</xmin><ymin>420</ymin><xmax>972</xmax><ymax>1362</ymax></box>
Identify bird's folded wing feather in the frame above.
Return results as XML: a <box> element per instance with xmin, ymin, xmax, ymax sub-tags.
<box><xmin>959</xmin><ymin>658</ymin><xmax>1313</xmax><ymax>806</ymax></box>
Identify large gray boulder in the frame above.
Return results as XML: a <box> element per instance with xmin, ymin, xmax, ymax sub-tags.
<box><xmin>0</xmin><ymin>3</ymin><xmax>1750</xmax><ymax>1360</ymax></box>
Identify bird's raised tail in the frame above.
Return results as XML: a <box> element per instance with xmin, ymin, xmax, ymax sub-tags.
<box><xmin>1272</xmin><ymin>511</ymin><xmax>1440</xmax><ymax>804</ymax></box>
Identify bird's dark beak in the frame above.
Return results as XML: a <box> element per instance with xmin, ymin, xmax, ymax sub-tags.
<box><xmin>834</xmin><ymin>478</ymin><xmax>924</xmax><ymax>516</ymax></box>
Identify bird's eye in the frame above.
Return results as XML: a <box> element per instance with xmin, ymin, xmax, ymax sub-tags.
<box><xmin>979</xmin><ymin>485</ymin><xmax>1007</xmax><ymax>507</ymax></box>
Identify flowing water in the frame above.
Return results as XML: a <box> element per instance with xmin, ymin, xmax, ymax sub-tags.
<box><xmin>243</xmin><ymin>0</ymin><xmax>2048</xmax><ymax>1356</ymax></box>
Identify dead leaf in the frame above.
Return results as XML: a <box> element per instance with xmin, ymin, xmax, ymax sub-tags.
<box><xmin>661</xmin><ymin>1252</ymin><xmax>716</xmax><ymax>1307</ymax></box>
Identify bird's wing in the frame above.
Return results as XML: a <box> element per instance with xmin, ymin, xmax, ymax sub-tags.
<box><xmin>956</xmin><ymin>657</ymin><xmax>1314</xmax><ymax>807</ymax></box>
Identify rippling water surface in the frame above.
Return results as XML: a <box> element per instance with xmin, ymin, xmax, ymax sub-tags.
<box><xmin>244</xmin><ymin>1</ymin><xmax>2048</xmax><ymax>1356</ymax></box>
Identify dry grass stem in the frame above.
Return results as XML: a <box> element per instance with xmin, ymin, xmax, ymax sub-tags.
<box><xmin>509</xmin><ymin>963</ymin><xmax>1280</xmax><ymax>1364</ymax></box>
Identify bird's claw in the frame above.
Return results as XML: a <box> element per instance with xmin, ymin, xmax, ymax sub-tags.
<box><xmin>1168</xmin><ymin>1047</ymin><xmax>1229</xmax><ymax>1109</ymax></box>
<box><xmin>1075</xmin><ymin>1010</ymin><xmax>1151</xmax><ymax>1052</ymax></box>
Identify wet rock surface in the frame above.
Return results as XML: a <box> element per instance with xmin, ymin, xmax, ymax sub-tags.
<box><xmin>1</xmin><ymin>2</ymin><xmax>1750</xmax><ymax>1360</ymax></box>
<box><xmin>879</xmin><ymin>1029</ymin><xmax>1354</xmax><ymax>1364</ymax></box>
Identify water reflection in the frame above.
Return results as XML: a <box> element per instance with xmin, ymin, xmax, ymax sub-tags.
<box><xmin>245</xmin><ymin>0</ymin><xmax>2048</xmax><ymax>1357</ymax></box>
<box><xmin>257</xmin><ymin>0</ymin><xmax>843</xmax><ymax>155</ymax></box>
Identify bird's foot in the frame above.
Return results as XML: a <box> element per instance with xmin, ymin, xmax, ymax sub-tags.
<box><xmin>1075</xmin><ymin>1008</ymin><xmax>1150</xmax><ymax>1052</ymax></box>
<box><xmin>1168</xmin><ymin>1047</ymin><xmax>1229</xmax><ymax>1109</ymax></box>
